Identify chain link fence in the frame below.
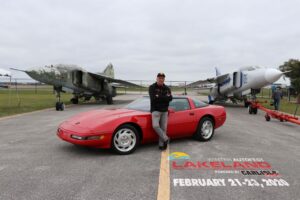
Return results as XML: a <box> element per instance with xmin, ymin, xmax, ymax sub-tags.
<box><xmin>0</xmin><ymin>78</ymin><xmax>198</xmax><ymax>95</ymax></box>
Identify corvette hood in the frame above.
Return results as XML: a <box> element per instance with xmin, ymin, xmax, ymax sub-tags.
<box><xmin>63</xmin><ymin>108</ymin><xmax>142</xmax><ymax>130</ymax></box>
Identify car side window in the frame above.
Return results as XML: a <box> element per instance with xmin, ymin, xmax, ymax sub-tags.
<box><xmin>169</xmin><ymin>99</ymin><xmax>191</xmax><ymax>112</ymax></box>
<box><xmin>192</xmin><ymin>98</ymin><xmax>207</xmax><ymax>108</ymax></box>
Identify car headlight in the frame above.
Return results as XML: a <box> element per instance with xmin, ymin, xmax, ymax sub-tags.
<box><xmin>71</xmin><ymin>135</ymin><xmax>85</xmax><ymax>140</ymax></box>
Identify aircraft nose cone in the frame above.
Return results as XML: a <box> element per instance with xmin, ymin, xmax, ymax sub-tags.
<box><xmin>25</xmin><ymin>66</ymin><xmax>47</xmax><ymax>81</ymax></box>
<box><xmin>264</xmin><ymin>68</ymin><xmax>283</xmax><ymax>84</ymax></box>
<box><xmin>27</xmin><ymin>66</ymin><xmax>43</xmax><ymax>73</ymax></box>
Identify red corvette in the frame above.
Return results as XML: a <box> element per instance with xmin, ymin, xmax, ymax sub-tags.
<box><xmin>57</xmin><ymin>96</ymin><xmax>226</xmax><ymax>154</ymax></box>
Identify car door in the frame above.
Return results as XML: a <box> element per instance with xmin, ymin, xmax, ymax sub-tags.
<box><xmin>167</xmin><ymin>98</ymin><xmax>197</xmax><ymax>138</ymax></box>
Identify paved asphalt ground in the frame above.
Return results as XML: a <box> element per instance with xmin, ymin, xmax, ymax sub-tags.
<box><xmin>0</xmin><ymin>94</ymin><xmax>299</xmax><ymax>200</ymax></box>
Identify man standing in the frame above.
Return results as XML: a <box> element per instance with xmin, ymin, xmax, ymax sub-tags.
<box><xmin>149</xmin><ymin>73</ymin><xmax>173</xmax><ymax>150</ymax></box>
<box><xmin>272</xmin><ymin>87</ymin><xmax>283</xmax><ymax>110</ymax></box>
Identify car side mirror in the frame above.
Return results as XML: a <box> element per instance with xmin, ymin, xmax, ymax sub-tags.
<box><xmin>168</xmin><ymin>108</ymin><xmax>175</xmax><ymax>114</ymax></box>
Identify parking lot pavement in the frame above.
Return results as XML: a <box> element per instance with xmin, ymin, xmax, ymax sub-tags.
<box><xmin>170</xmin><ymin>104</ymin><xmax>300</xmax><ymax>200</ymax></box>
<box><xmin>0</xmin><ymin>95</ymin><xmax>299</xmax><ymax>200</ymax></box>
<box><xmin>0</xmin><ymin>95</ymin><xmax>162</xmax><ymax>200</ymax></box>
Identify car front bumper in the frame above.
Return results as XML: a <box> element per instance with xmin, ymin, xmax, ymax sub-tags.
<box><xmin>57</xmin><ymin>127</ymin><xmax>112</xmax><ymax>149</ymax></box>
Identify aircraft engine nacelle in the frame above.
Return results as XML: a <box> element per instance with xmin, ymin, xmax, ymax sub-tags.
<box><xmin>72</xmin><ymin>70</ymin><xmax>83</xmax><ymax>86</ymax></box>
<box><xmin>72</xmin><ymin>70</ymin><xmax>102</xmax><ymax>91</ymax></box>
<box><xmin>218</xmin><ymin>72</ymin><xmax>242</xmax><ymax>95</ymax></box>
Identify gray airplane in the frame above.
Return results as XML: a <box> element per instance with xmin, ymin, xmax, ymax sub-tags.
<box><xmin>188</xmin><ymin>66</ymin><xmax>287</xmax><ymax>107</ymax></box>
<box><xmin>11</xmin><ymin>64</ymin><xmax>141</xmax><ymax>111</ymax></box>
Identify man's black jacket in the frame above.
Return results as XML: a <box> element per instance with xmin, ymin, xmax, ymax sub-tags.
<box><xmin>149</xmin><ymin>82</ymin><xmax>173</xmax><ymax>112</ymax></box>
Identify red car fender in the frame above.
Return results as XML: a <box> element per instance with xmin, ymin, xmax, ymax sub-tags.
<box><xmin>192</xmin><ymin>106</ymin><xmax>226</xmax><ymax>129</ymax></box>
<box><xmin>96</xmin><ymin>114</ymin><xmax>150</xmax><ymax>147</ymax></box>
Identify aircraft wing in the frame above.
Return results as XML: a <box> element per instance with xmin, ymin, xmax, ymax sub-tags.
<box><xmin>187</xmin><ymin>79</ymin><xmax>213</xmax><ymax>87</ymax></box>
<box><xmin>187</xmin><ymin>74</ymin><xmax>230</xmax><ymax>87</ymax></box>
<box><xmin>88</xmin><ymin>72</ymin><xmax>143</xmax><ymax>88</ymax></box>
<box><xmin>110</xmin><ymin>83</ymin><xmax>127</xmax><ymax>88</ymax></box>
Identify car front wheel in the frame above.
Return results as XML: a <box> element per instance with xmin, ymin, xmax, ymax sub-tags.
<box><xmin>194</xmin><ymin>117</ymin><xmax>215</xmax><ymax>141</ymax></box>
<box><xmin>111</xmin><ymin>124</ymin><xmax>139</xmax><ymax>155</ymax></box>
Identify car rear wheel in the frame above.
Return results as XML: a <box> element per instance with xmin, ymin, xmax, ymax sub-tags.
<box><xmin>194</xmin><ymin>117</ymin><xmax>214</xmax><ymax>141</ymax></box>
<box><xmin>112</xmin><ymin>124</ymin><xmax>139</xmax><ymax>155</ymax></box>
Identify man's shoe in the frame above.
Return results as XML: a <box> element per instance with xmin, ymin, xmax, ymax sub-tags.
<box><xmin>163</xmin><ymin>139</ymin><xmax>169</xmax><ymax>149</ymax></box>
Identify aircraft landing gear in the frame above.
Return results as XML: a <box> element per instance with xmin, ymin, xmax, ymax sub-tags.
<box><xmin>230</xmin><ymin>98</ymin><xmax>237</xmax><ymax>104</ymax></box>
<box><xmin>56</xmin><ymin>102</ymin><xmax>65</xmax><ymax>111</ymax></box>
<box><xmin>247</xmin><ymin>88</ymin><xmax>260</xmax><ymax>114</ymax></box>
<box><xmin>106</xmin><ymin>95</ymin><xmax>113</xmax><ymax>105</ymax></box>
<box><xmin>84</xmin><ymin>96</ymin><xmax>92</xmax><ymax>101</ymax></box>
<box><xmin>70</xmin><ymin>97</ymin><xmax>79</xmax><ymax>104</ymax></box>
<box><xmin>208</xmin><ymin>95</ymin><xmax>214</xmax><ymax>104</ymax></box>
<box><xmin>55</xmin><ymin>87</ymin><xmax>65</xmax><ymax>111</ymax></box>
<box><xmin>244</xmin><ymin>100</ymin><xmax>250</xmax><ymax>108</ymax></box>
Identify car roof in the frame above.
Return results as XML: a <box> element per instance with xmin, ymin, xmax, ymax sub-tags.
<box><xmin>143</xmin><ymin>95</ymin><xmax>189</xmax><ymax>99</ymax></box>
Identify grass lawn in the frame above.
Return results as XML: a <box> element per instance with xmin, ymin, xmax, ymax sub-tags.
<box><xmin>256</xmin><ymin>97</ymin><xmax>300</xmax><ymax>116</ymax></box>
<box><xmin>195</xmin><ymin>87</ymin><xmax>300</xmax><ymax>116</ymax></box>
<box><xmin>257</xmin><ymin>88</ymin><xmax>300</xmax><ymax>116</ymax></box>
<box><xmin>0</xmin><ymin>89</ymin><xmax>73</xmax><ymax>118</ymax></box>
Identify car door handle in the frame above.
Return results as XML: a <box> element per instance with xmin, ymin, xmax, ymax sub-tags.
<box><xmin>189</xmin><ymin>112</ymin><xmax>195</xmax><ymax>116</ymax></box>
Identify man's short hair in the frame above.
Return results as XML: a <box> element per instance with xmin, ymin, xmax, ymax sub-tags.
<box><xmin>157</xmin><ymin>72</ymin><xmax>165</xmax><ymax>78</ymax></box>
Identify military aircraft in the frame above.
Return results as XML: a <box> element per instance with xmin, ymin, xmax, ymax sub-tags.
<box><xmin>11</xmin><ymin>64</ymin><xmax>141</xmax><ymax>111</ymax></box>
<box><xmin>187</xmin><ymin>66</ymin><xmax>286</xmax><ymax>106</ymax></box>
<box><xmin>0</xmin><ymin>68</ymin><xmax>11</xmax><ymax>88</ymax></box>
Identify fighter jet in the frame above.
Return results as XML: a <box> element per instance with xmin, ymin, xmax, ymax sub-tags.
<box><xmin>187</xmin><ymin>66</ymin><xmax>286</xmax><ymax>106</ymax></box>
<box><xmin>0</xmin><ymin>68</ymin><xmax>11</xmax><ymax>88</ymax></box>
<box><xmin>11</xmin><ymin>64</ymin><xmax>142</xmax><ymax>110</ymax></box>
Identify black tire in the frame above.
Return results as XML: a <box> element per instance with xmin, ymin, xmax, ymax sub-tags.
<box><xmin>194</xmin><ymin>117</ymin><xmax>215</xmax><ymax>141</ymax></box>
<box><xmin>111</xmin><ymin>124</ymin><xmax>140</xmax><ymax>155</ymax></box>
<box><xmin>253</xmin><ymin>108</ymin><xmax>258</xmax><ymax>115</ymax></box>
<box><xmin>55</xmin><ymin>102</ymin><xmax>60</xmax><ymax>111</ymax></box>
<box><xmin>106</xmin><ymin>95</ymin><xmax>113</xmax><ymax>105</ymax></box>
<box><xmin>265</xmin><ymin>115</ymin><xmax>271</xmax><ymax>121</ymax></box>
<box><xmin>60</xmin><ymin>103</ymin><xmax>65</xmax><ymax>111</ymax></box>
<box><xmin>248</xmin><ymin>106</ymin><xmax>253</xmax><ymax>114</ymax></box>
<box><xmin>55</xmin><ymin>102</ymin><xmax>65</xmax><ymax>111</ymax></box>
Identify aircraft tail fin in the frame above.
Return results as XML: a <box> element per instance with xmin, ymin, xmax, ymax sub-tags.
<box><xmin>102</xmin><ymin>63</ymin><xmax>114</xmax><ymax>78</ymax></box>
<box><xmin>215</xmin><ymin>67</ymin><xmax>221</xmax><ymax>76</ymax></box>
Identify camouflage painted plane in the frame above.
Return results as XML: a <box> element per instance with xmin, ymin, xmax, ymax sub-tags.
<box><xmin>11</xmin><ymin>63</ymin><xmax>141</xmax><ymax>111</ymax></box>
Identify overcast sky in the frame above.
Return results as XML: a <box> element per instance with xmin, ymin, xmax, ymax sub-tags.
<box><xmin>0</xmin><ymin>0</ymin><xmax>299</xmax><ymax>82</ymax></box>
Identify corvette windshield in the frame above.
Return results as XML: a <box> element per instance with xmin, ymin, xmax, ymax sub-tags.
<box><xmin>124</xmin><ymin>97</ymin><xmax>150</xmax><ymax>112</ymax></box>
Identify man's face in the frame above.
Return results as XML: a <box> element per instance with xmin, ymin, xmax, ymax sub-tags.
<box><xmin>156</xmin><ymin>76</ymin><xmax>165</xmax><ymax>86</ymax></box>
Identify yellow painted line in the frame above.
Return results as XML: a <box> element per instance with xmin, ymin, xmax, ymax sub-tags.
<box><xmin>157</xmin><ymin>146</ymin><xmax>170</xmax><ymax>200</ymax></box>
